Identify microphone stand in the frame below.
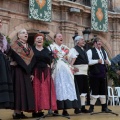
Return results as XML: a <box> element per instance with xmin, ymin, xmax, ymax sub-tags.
<box><xmin>37</xmin><ymin>31</ymin><xmax>70</xmax><ymax>120</ymax></box>
<box><xmin>91</xmin><ymin>48</ymin><xmax>118</xmax><ymax>116</ymax></box>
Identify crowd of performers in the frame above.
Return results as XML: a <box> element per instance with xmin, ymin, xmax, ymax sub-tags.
<box><xmin>0</xmin><ymin>18</ymin><xmax>120</xmax><ymax>119</ymax></box>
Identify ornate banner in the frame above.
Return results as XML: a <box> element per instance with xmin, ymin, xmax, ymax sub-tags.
<box><xmin>29</xmin><ymin>0</ymin><xmax>52</xmax><ymax>22</ymax></box>
<box><xmin>91</xmin><ymin>0</ymin><xmax>108</xmax><ymax>32</ymax></box>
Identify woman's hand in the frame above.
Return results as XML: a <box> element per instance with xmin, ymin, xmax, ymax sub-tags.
<box><xmin>63</xmin><ymin>55</ymin><xmax>68</xmax><ymax>60</ymax></box>
<box><xmin>47</xmin><ymin>64</ymin><xmax>50</xmax><ymax>68</ymax></box>
<box><xmin>30</xmin><ymin>75</ymin><xmax>34</xmax><ymax>81</ymax></box>
<box><xmin>73</xmin><ymin>67</ymin><xmax>79</xmax><ymax>73</ymax></box>
<box><xmin>70</xmin><ymin>67</ymin><xmax>79</xmax><ymax>74</ymax></box>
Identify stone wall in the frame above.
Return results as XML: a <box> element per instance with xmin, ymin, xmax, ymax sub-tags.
<box><xmin>114</xmin><ymin>0</ymin><xmax>120</xmax><ymax>12</ymax></box>
<box><xmin>0</xmin><ymin>0</ymin><xmax>120</xmax><ymax>57</ymax></box>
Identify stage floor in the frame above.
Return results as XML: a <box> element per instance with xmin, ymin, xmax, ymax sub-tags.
<box><xmin>0</xmin><ymin>106</ymin><xmax>120</xmax><ymax>120</ymax></box>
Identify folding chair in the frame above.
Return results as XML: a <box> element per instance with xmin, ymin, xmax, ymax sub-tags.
<box><xmin>107</xmin><ymin>86</ymin><xmax>119</xmax><ymax>106</ymax></box>
<box><xmin>114</xmin><ymin>87</ymin><xmax>120</xmax><ymax>105</ymax></box>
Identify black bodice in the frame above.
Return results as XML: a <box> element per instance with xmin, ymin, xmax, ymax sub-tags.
<box><xmin>33</xmin><ymin>47</ymin><xmax>52</xmax><ymax>69</ymax></box>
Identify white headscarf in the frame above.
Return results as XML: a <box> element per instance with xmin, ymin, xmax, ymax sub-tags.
<box><xmin>74</xmin><ymin>36</ymin><xmax>83</xmax><ymax>45</ymax></box>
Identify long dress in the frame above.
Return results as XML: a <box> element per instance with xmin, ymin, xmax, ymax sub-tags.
<box><xmin>0</xmin><ymin>33</ymin><xmax>14</xmax><ymax>109</ymax></box>
<box><xmin>32</xmin><ymin>47</ymin><xmax>57</xmax><ymax>112</ymax></box>
<box><xmin>10</xmin><ymin>40</ymin><xmax>35</xmax><ymax>111</ymax></box>
<box><xmin>0</xmin><ymin>51</ymin><xmax>14</xmax><ymax>109</ymax></box>
<box><xmin>49</xmin><ymin>43</ymin><xmax>79</xmax><ymax>109</ymax></box>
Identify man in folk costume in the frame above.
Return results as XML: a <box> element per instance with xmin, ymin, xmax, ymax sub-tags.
<box><xmin>87</xmin><ymin>37</ymin><xmax>111</xmax><ymax>113</ymax></box>
<box><xmin>69</xmin><ymin>36</ymin><xmax>89</xmax><ymax>113</ymax></box>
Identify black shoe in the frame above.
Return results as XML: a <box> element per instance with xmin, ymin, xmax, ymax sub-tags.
<box><xmin>32</xmin><ymin>112</ymin><xmax>38</xmax><ymax>118</ymax></box>
<box><xmin>53</xmin><ymin>110</ymin><xmax>59</xmax><ymax>116</ymax></box>
<box><xmin>38</xmin><ymin>112</ymin><xmax>44</xmax><ymax>117</ymax></box>
<box><xmin>88</xmin><ymin>108</ymin><xmax>94</xmax><ymax>113</ymax></box>
<box><xmin>81</xmin><ymin>109</ymin><xmax>90</xmax><ymax>113</ymax></box>
<box><xmin>74</xmin><ymin>108</ymin><xmax>81</xmax><ymax>114</ymax></box>
<box><xmin>62</xmin><ymin>110</ymin><xmax>69</xmax><ymax>116</ymax></box>
<box><xmin>13</xmin><ymin>113</ymin><xmax>21</xmax><ymax>119</ymax></box>
<box><xmin>89</xmin><ymin>105</ymin><xmax>94</xmax><ymax>113</ymax></box>
<box><xmin>102</xmin><ymin>108</ymin><xmax>111</xmax><ymax>113</ymax></box>
<box><xmin>21</xmin><ymin>112</ymin><xmax>28</xmax><ymax>119</ymax></box>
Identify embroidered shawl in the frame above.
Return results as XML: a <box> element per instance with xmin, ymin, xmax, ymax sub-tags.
<box><xmin>11</xmin><ymin>40</ymin><xmax>34</xmax><ymax>65</ymax></box>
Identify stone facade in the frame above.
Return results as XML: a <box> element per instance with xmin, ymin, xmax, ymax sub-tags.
<box><xmin>0</xmin><ymin>0</ymin><xmax>120</xmax><ymax>57</ymax></box>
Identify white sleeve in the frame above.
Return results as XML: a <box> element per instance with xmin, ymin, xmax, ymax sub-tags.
<box><xmin>69</xmin><ymin>48</ymin><xmax>78</xmax><ymax>59</ymax></box>
<box><xmin>87</xmin><ymin>49</ymin><xmax>98</xmax><ymax>65</ymax></box>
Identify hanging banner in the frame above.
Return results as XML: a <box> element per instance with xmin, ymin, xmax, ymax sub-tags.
<box><xmin>29</xmin><ymin>0</ymin><xmax>52</xmax><ymax>22</ymax></box>
<box><xmin>91</xmin><ymin>0</ymin><xmax>108</xmax><ymax>32</ymax></box>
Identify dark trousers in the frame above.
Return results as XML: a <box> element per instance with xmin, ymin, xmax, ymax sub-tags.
<box><xmin>89</xmin><ymin>76</ymin><xmax>107</xmax><ymax>95</ymax></box>
<box><xmin>74</xmin><ymin>75</ymin><xmax>89</xmax><ymax>95</ymax></box>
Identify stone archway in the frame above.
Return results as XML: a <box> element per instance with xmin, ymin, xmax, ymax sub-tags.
<box><xmin>8</xmin><ymin>21</ymin><xmax>55</xmax><ymax>43</ymax></box>
<box><xmin>100</xmin><ymin>37</ymin><xmax>112</xmax><ymax>58</ymax></box>
<box><xmin>27</xmin><ymin>33</ymin><xmax>36</xmax><ymax>46</ymax></box>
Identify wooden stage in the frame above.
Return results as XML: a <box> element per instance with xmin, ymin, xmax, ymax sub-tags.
<box><xmin>0</xmin><ymin>106</ymin><xmax>120</xmax><ymax>120</ymax></box>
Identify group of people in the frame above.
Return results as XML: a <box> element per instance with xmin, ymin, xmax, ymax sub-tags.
<box><xmin>0</xmin><ymin>18</ymin><xmax>120</xmax><ymax>119</ymax></box>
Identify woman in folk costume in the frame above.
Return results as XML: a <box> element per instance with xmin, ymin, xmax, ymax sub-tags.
<box><xmin>10</xmin><ymin>29</ymin><xmax>35</xmax><ymax>119</ymax></box>
<box><xmin>31</xmin><ymin>33</ymin><xmax>57</xmax><ymax>118</ymax></box>
<box><xmin>0</xmin><ymin>19</ymin><xmax>14</xmax><ymax>117</ymax></box>
<box><xmin>49</xmin><ymin>33</ymin><xmax>80</xmax><ymax>116</ymax></box>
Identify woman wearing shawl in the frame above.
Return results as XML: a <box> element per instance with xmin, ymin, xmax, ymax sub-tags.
<box><xmin>0</xmin><ymin>19</ymin><xmax>14</xmax><ymax>116</ymax></box>
<box><xmin>10</xmin><ymin>29</ymin><xmax>35</xmax><ymax>119</ymax></box>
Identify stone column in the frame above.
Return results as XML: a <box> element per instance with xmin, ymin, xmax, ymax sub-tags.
<box><xmin>113</xmin><ymin>0</ymin><xmax>120</xmax><ymax>12</ymax></box>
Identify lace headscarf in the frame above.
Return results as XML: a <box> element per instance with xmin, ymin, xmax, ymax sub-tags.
<box><xmin>0</xmin><ymin>33</ymin><xmax>7</xmax><ymax>52</ymax></box>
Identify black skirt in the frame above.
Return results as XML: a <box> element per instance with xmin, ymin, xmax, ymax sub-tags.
<box><xmin>12</xmin><ymin>66</ymin><xmax>35</xmax><ymax>111</ymax></box>
<box><xmin>0</xmin><ymin>52</ymin><xmax>14</xmax><ymax>109</ymax></box>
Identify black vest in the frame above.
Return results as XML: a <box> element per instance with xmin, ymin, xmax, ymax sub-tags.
<box><xmin>89</xmin><ymin>48</ymin><xmax>107</xmax><ymax>76</ymax></box>
<box><xmin>74</xmin><ymin>45</ymin><xmax>88</xmax><ymax>65</ymax></box>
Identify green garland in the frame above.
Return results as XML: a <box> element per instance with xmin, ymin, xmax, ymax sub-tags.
<box><xmin>43</xmin><ymin>40</ymin><xmax>52</xmax><ymax>47</ymax></box>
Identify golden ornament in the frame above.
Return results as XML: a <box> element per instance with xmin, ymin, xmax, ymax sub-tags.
<box><xmin>36</xmin><ymin>0</ymin><xmax>46</xmax><ymax>9</ymax></box>
<box><xmin>96</xmin><ymin>8</ymin><xmax>104</xmax><ymax>22</ymax></box>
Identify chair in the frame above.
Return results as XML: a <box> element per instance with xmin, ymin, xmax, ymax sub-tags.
<box><xmin>114</xmin><ymin>87</ymin><xmax>120</xmax><ymax>105</ymax></box>
<box><xmin>107</xmin><ymin>86</ymin><xmax>119</xmax><ymax>106</ymax></box>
